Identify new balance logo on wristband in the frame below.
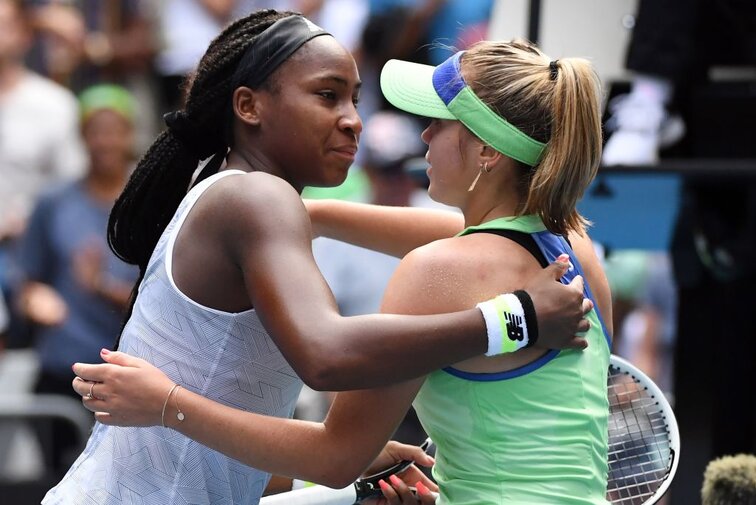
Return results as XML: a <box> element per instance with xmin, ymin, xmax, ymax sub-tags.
<box><xmin>505</xmin><ymin>313</ymin><xmax>525</xmax><ymax>342</ymax></box>
<box><xmin>478</xmin><ymin>292</ymin><xmax>533</xmax><ymax>356</ymax></box>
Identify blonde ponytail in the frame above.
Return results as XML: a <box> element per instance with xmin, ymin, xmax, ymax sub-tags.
<box><xmin>462</xmin><ymin>41</ymin><xmax>603</xmax><ymax>236</ymax></box>
<box><xmin>524</xmin><ymin>57</ymin><xmax>602</xmax><ymax>235</ymax></box>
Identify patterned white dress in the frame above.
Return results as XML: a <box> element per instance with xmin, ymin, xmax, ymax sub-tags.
<box><xmin>43</xmin><ymin>170</ymin><xmax>304</xmax><ymax>504</ymax></box>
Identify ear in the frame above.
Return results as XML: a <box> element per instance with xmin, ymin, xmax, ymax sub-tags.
<box><xmin>478</xmin><ymin>143</ymin><xmax>503</xmax><ymax>169</ymax></box>
<box><xmin>232</xmin><ymin>87</ymin><xmax>263</xmax><ymax>126</ymax></box>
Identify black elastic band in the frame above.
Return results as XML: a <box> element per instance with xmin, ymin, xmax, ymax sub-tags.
<box><xmin>163</xmin><ymin>111</ymin><xmax>221</xmax><ymax>159</ymax></box>
<box><xmin>513</xmin><ymin>290</ymin><xmax>539</xmax><ymax>347</ymax></box>
<box><xmin>231</xmin><ymin>15</ymin><xmax>330</xmax><ymax>90</ymax></box>
<box><xmin>549</xmin><ymin>60</ymin><xmax>559</xmax><ymax>81</ymax></box>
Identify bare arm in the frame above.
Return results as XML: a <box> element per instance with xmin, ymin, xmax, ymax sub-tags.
<box><xmin>306</xmin><ymin>199</ymin><xmax>463</xmax><ymax>257</ymax></box>
<box><xmin>73</xmin><ymin>350</ymin><xmax>427</xmax><ymax>488</ymax></box>
<box><xmin>229</xmin><ymin>174</ymin><xmax>587</xmax><ymax>390</ymax></box>
<box><xmin>71</xmin><ymin>243</ymin><xmax>458</xmax><ymax>486</ymax></box>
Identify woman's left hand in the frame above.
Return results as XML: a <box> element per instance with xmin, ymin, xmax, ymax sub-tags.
<box><xmin>71</xmin><ymin>349</ymin><xmax>176</xmax><ymax>427</ymax></box>
<box><xmin>363</xmin><ymin>441</ymin><xmax>438</xmax><ymax>504</ymax></box>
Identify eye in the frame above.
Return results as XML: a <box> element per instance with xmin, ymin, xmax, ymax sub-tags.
<box><xmin>318</xmin><ymin>90</ymin><xmax>337</xmax><ymax>100</ymax></box>
<box><xmin>352</xmin><ymin>95</ymin><xmax>360</xmax><ymax>106</ymax></box>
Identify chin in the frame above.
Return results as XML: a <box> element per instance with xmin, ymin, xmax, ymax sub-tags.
<box><xmin>310</xmin><ymin>172</ymin><xmax>349</xmax><ymax>189</ymax></box>
<box><xmin>428</xmin><ymin>186</ymin><xmax>460</xmax><ymax>208</ymax></box>
<box><xmin>326</xmin><ymin>165</ymin><xmax>352</xmax><ymax>187</ymax></box>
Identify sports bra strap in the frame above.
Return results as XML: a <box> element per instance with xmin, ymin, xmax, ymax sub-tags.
<box><xmin>463</xmin><ymin>228</ymin><xmax>549</xmax><ymax>268</ymax></box>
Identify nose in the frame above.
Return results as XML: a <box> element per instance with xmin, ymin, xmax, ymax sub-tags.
<box><xmin>339</xmin><ymin>104</ymin><xmax>363</xmax><ymax>136</ymax></box>
<box><xmin>421</xmin><ymin>125</ymin><xmax>432</xmax><ymax>145</ymax></box>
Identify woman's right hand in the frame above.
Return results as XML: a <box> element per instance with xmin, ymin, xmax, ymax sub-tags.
<box><xmin>72</xmin><ymin>349</ymin><xmax>176</xmax><ymax>427</ymax></box>
<box><xmin>525</xmin><ymin>255</ymin><xmax>593</xmax><ymax>350</ymax></box>
<box><xmin>372</xmin><ymin>475</ymin><xmax>437</xmax><ymax>504</ymax></box>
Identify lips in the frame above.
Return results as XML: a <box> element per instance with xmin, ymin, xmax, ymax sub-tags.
<box><xmin>331</xmin><ymin>144</ymin><xmax>358</xmax><ymax>163</ymax></box>
<box><xmin>332</xmin><ymin>144</ymin><xmax>358</xmax><ymax>156</ymax></box>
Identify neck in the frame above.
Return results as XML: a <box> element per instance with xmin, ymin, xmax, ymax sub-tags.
<box><xmin>461</xmin><ymin>176</ymin><xmax>522</xmax><ymax>228</ymax></box>
<box><xmin>226</xmin><ymin>148</ymin><xmax>298</xmax><ymax>191</ymax></box>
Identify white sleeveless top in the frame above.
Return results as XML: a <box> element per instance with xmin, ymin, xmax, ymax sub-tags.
<box><xmin>44</xmin><ymin>170</ymin><xmax>304</xmax><ymax>504</ymax></box>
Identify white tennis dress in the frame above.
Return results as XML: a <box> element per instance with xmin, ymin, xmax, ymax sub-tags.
<box><xmin>43</xmin><ymin>170</ymin><xmax>304</xmax><ymax>504</ymax></box>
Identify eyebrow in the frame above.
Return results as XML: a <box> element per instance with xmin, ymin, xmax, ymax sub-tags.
<box><xmin>314</xmin><ymin>75</ymin><xmax>362</xmax><ymax>90</ymax></box>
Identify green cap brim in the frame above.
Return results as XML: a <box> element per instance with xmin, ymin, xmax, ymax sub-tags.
<box><xmin>380</xmin><ymin>60</ymin><xmax>455</xmax><ymax>120</ymax></box>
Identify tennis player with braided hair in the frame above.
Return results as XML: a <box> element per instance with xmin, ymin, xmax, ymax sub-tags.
<box><xmin>47</xmin><ymin>9</ymin><xmax>589</xmax><ymax>505</ymax></box>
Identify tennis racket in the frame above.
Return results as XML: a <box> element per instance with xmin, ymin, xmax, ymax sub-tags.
<box><xmin>606</xmin><ymin>354</ymin><xmax>679</xmax><ymax>504</ymax></box>
<box><xmin>262</xmin><ymin>355</ymin><xmax>679</xmax><ymax>504</ymax></box>
<box><xmin>261</xmin><ymin>438</ymin><xmax>433</xmax><ymax>504</ymax></box>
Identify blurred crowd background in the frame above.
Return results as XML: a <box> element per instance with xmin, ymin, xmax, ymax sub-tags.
<box><xmin>0</xmin><ymin>1</ymin><xmax>754</xmax><ymax>504</ymax></box>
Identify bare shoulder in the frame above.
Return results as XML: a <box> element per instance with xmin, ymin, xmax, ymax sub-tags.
<box><xmin>381</xmin><ymin>233</ymin><xmax>537</xmax><ymax>316</ymax></box>
<box><xmin>201</xmin><ymin>171</ymin><xmax>311</xmax><ymax>240</ymax></box>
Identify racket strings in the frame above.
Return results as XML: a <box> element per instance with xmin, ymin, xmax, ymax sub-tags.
<box><xmin>606</xmin><ymin>368</ymin><xmax>673</xmax><ymax>504</ymax></box>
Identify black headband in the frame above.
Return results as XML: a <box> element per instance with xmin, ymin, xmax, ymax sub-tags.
<box><xmin>231</xmin><ymin>15</ymin><xmax>331</xmax><ymax>90</ymax></box>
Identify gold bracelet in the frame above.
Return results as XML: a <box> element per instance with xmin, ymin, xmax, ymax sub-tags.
<box><xmin>174</xmin><ymin>385</ymin><xmax>185</xmax><ymax>422</ymax></box>
<box><xmin>161</xmin><ymin>384</ymin><xmax>179</xmax><ymax>428</ymax></box>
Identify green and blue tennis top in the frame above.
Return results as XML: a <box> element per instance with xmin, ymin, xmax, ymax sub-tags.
<box><xmin>413</xmin><ymin>215</ymin><xmax>611</xmax><ymax>504</ymax></box>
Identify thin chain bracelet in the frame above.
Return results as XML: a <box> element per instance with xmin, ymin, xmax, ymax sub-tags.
<box><xmin>174</xmin><ymin>385</ymin><xmax>185</xmax><ymax>422</ymax></box>
<box><xmin>161</xmin><ymin>384</ymin><xmax>179</xmax><ymax>428</ymax></box>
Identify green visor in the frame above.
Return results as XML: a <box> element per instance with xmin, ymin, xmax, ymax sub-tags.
<box><xmin>380</xmin><ymin>51</ymin><xmax>546</xmax><ymax>166</ymax></box>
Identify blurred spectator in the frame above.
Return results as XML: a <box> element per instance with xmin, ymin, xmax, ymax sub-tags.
<box><xmin>23</xmin><ymin>0</ymin><xmax>160</xmax><ymax>151</ymax></box>
<box><xmin>154</xmin><ymin>0</ymin><xmax>310</xmax><ymax>112</ymax></box>
<box><xmin>15</xmin><ymin>84</ymin><xmax>139</xmax><ymax>474</ymax></box>
<box><xmin>701</xmin><ymin>454</ymin><xmax>756</xmax><ymax>505</ymax></box>
<box><xmin>364</xmin><ymin>0</ymin><xmax>493</xmax><ymax>64</ymax></box>
<box><xmin>25</xmin><ymin>0</ymin><xmax>156</xmax><ymax>90</ymax></box>
<box><xmin>602</xmin><ymin>0</ymin><xmax>756</xmax><ymax>166</ymax></box>
<box><xmin>310</xmin><ymin>0</ymin><xmax>369</xmax><ymax>54</ymax></box>
<box><xmin>603</xmin><ymin>250</ymin><xmax>676</xmax><ymax>393</ymax></box>
<box><xmin>355</xmin><ymin>0</ymin><xmax>492</xmax><ymax>133</ymax></box>
<box><xmin>0</xmin><ymin>0</ymin><xmax>86</xmax><ymax>315</ymax></box>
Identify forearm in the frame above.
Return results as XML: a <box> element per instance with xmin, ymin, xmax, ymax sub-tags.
<box><xmin>273</xmin><ymin>309</ymin><xmax>486</xmax><ymax>391</ymax></box>
<box><xmin>162</xmin><ymin>386</ymin><xmax>396</xmax><ymax>488</ymax></box>
<box><xmin>307</xmin><ymin>200</ymin><xmax>463</xmax><ymax>257</ymax></box>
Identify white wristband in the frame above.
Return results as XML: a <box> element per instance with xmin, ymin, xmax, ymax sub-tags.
<box><xmin>477</xmin><ymin>293</ymin><xmax>529</xmax><ymax>356</ymax></box>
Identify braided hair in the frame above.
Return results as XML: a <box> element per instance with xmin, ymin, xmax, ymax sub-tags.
<box><xmin>108</xmin><ymin>9</ymin><xmax>295</xmax><ymax>348</ymax></box>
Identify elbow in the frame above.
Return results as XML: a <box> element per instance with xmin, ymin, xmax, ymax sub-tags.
<box><xmin>318</xmin><ymin>472</ymin><xmax>359</xmax><ymax>490</ymax></box>
<box><xmin>331</xmin><ymin>475</ymin><xmax>360</xmax><ymax>490</ymax></box>
<box><xmin>298</xmin><ymin>355</ymin><xmax>346</xmax><ymax>392</ymax></box>
<box><xmin>287</xmin><ymin>321</ymin><xmax>365</xmax><ymax>391</ymax></box>
<box><xmin>315</xmin><ymin>456</ymin><xmax>365</xmax><ymax>489</ymax></box>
